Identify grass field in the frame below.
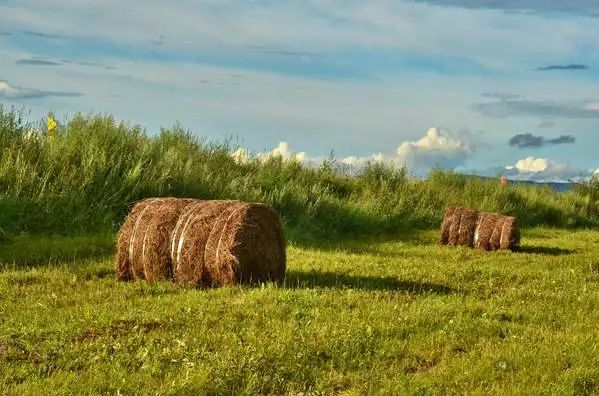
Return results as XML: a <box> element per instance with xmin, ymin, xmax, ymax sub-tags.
<box><xmin>2</xmin><ymin>228</ymin><xmax>599</xmax><ymax>395</ymax></box>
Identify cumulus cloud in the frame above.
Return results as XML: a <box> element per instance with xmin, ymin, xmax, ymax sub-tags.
<box><xmin>504</xmin><ymin>156</ymin><xmax>593</xmax><ymax>182</ymax></box>
<box><xmin>508</xmin><ymin>133</ymin><xmax>575</xmax><ymax>148</ymax></box>
<box><xmin>341</xmin><ymin>153</ymin><xmax>386</xmax><ymax>168</ymax></box>
<box><xmin>232</xmin><ymin>142</ymin><xmax>310</xmax><ymax>164</ymax></box>
<box><xmin>261</xmin><ymin>142</ymin><xmax>308</xmax><ymax>162</ymax></box>
<box><xmin>231</xmin><ymin>128</ymin><xmax>472</xmax><ymax>176</ymax></box>
<box><xmin>394</xmin><ymin>128</ymin><xmax>472</xmax><ymax>174</ymax></box>
<box><xmin>0</xmin><ymin>79</ymin><xmax>81</xmax><ymax>99</ymax></box>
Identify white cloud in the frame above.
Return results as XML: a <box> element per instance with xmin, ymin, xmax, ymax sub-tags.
<box><xmin>395</xmin><ymin>127</ymin><xmax>472</xmax><ymax>175</ymax></box>
<box><xmin>0</xmin><ymin>79</ymin><xmax>81</xmax><ymax>99</ymax></box>
<box><xmin>2</xmin><ymin>0</ymin><xmax>599</xmax><ymax>71</ymax></box>
<box><xmin>232</xmin><ymin>127</ymin><xmax>473</xmax><ymax>176</ymax></box>
<box><xmin>341</xmin><ymin>153</ymin><xmax>385</xmax><ymax>168</ymax></box>
<box><xmin>514</xmin><ymin>157</ymin><xmax>551</xmax><ymax>173</ymax></box>
<box><xmin>231</xmin><ymin>147</ymin><xmax>250</xmax><ymax>164</ymax></box>
<box><xmin>0</xmin><ymin>80</ymin><xmax>31</xmax><ymax>99</ymax></box>
<box><xmin>504</xmin><ymin>156</ymin><xmax>594</xmax><ymax>182</ymax></box>
<box><xmin>261</xmin><ymin>141</ymin><xmax>308</xmax><ymax>162</ymax></box>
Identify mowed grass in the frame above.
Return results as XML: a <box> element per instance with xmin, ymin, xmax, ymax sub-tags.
<box><xmin>2</xmin><ymin>228</ymin><xmax>599</xmax><ymax>395</ymax></box>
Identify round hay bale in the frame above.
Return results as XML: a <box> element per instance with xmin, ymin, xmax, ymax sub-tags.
<box><xmin>439</xmin><ymin>207</ymin><xmax>456</xmax><ymax>245</ymax></box>
<box><xmin>141</xmin><ymin>199</ymin><xmax>198</xmax><ymax>282</ymax></box>
<box><xmin>447</xmin><ymin>207</ymin><xmax>464</xmax><ymax>246</ymax></box>
<box><xmin>204</xmin><ymin>203</ymin><xmax>286</xmax><ymax>286</ymax></box>
<box><xmin>115</xmin><ymin>198</ymin><xmax>162</xmax><ymax>281</ymax></box>
<box><xmin>500</xmin><ymin>216</ymin><xmax>520</xmax><ymax>251</ymax></box>
<box><xmin>171</xmin><ymin>200</ymin><xmax>239</xmax><ymax>286</ymax></box>
<box><xmin>457</xmin><ymin>209</ymin><xmax>480</xmax><ymax>247</ymax></box>
<box><xmin>474</xmin><ymin>213</ymin><xmax>501</xmax><ymax>251</ymax></box>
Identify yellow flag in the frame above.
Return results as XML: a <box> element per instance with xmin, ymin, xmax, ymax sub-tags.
<box><xmin>47</xmin><ymin>116</ymin><xmax>57</xmax><ymax>136</ymax></box>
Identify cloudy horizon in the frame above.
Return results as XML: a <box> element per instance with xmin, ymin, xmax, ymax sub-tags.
<box><xmin>1</xmin><ymin>0</ymin><xmax>598</xmax><ymax>182</ymax></box>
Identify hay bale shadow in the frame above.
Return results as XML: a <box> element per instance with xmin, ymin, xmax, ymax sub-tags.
<box><xmin>284</xmin><ymin>270</ymin><xmax>453</xmax><ymax>294</ymax></box>
<box><xmin>517</xmin><ymin>246</ymin><xmax>575</xmax><ymax>256</ymax></box>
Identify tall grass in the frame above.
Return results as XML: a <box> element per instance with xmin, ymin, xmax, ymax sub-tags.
<box><xmin>1</xmin><ymin>106</ymin><xmax>597</xmax><ymax>237</ymax></box>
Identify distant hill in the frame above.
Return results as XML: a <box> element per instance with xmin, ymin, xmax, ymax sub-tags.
<box><xmin>471</xmin><ymin>175</ymin><xmax>574</xmax><ymax>192</ymax></box>
<box><xmin>515</xmin><ymin>180</ymin><xmax>574</xmax><ymax>192</ymax></box>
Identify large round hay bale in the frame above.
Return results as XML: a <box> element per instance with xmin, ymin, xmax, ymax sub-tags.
<box><xmin>171</xmin><ymin>200</ymin><xmax>239</xmax><ymax>286</ymax></box>
<box><xmin>439</xmin><ymin>207</ymin><xmax>456</xmax><ymax>245</ymax></box>
<box><xmin>117</xmin><ymin>198</ymin><xmax>286</xmax><ymax>286</ymax></box>
<box><xmin>204</xmin><ymin>203</ymin><xmax>286</xmax><ymax>286</ymax></box>
<box><xmin>116</xmin><ymin>198</ymin><xmax>197</xmax><ymax>281</ymax></box>
<box><xmin>457</xmin><ymin>209</ymin><xmax>480</xmax><ymax>247</ymax></box>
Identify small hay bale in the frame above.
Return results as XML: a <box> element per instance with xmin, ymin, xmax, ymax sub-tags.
<box><xmin>447</xmin><ymin>207</ymin><xmax>464</xmax><ymax>246</ymax></box>
<box><xmin>440</xmin><ymin>207</ymin><xmax>521</xmax><ymax>252</ymax></box>
<box><xmin>474</xmin><ymin>213</ymin><xmax>501</xmax><ymax>251</ymax></box>
<box><xmin>171</xmin><ymin>200</ymin><xmax>239</xmax><ymax>286</ymax></box>
<box><xmin>500</xmin><ymin>216</ymin><xmax>520</xmax><ymax>251</ymax></box>
<box><xmin>457</xmin><ymin>208</ymin><xmax>480</xmax><ymax>247</ymax></box>
<box><xmin>439</xmin><ymin>207</ymin><xmax>456</xmax><ymax>245</ymax></box>
<box><xmin>204</xmin><ymin>203</ymin><xmax>286</xmax><ymax>286</ymax></box>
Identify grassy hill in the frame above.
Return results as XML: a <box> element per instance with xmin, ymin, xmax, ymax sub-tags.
<box><xmin>1</xmin><ymin>106</ymin><xmax>598</xmax><ymax>240</ymax></box>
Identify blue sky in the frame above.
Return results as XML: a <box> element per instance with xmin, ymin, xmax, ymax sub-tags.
<box><xmin>1</xmin><ymin>0</ymin><xmax>598</xmax><ymax>181</ymax></box>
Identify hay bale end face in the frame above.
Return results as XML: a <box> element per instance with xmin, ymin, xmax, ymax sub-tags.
<box><xmin>439</xmin><ymin>207</ymin><xmax>456</xmax><ymax>245</ymax></box>
<box><xmin>439</xmin><ymin>207</ymin><xmax>520</xmax><ymax>251</ymax></box>
<box><xmin>205</xmin><ymin>203</ymin><xmax>286</xmax><ymax>286</ymax></box>
<box><xmin>116</xmin><ymin>198</ymin><xmax>286</xmax><ymax>286</ymax></box>
<box><xmin>116</xmin><ymin>198</ymin><xmax>168</xmax><ymax>281</ymax></box>
<box><xmin>447</xmin><ymin>207</ymin><xmax>464</xmax><ymax>246</ymax></box>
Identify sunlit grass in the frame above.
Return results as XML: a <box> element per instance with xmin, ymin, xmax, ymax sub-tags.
<box><xmin>2</xmin><ymin>228</ymin><xmax>599</xmax><ymax>394</ymax></box>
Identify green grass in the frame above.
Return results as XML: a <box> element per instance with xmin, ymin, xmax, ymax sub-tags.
<box><xmin>2</xmin><ymin>106</ymin><xmax>599</xmax><ymax>239</ymax></box>
<box><xmin>3</xmin><ymin>228</ymin><xmax>599</xmax><ymax>395</ymax></box>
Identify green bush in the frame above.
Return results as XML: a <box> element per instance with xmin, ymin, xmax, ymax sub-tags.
<box><xmin>1</xmin><ymin>106</ymin><xmax>597</xmax><ymax>237</ymax></box>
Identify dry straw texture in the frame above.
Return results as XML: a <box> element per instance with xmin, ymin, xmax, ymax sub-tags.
<box><xmin>171</xmin><ymin>200</ymin><xmax>239</xmax><ymax>286</ymax></box>
<box><xmin>116</xmin><ymin>198</ymin><xmax>286</xmax><ymax>286</ymax></box>
<box><xmin>116</xmin><ymin>198</ymin><xmax>197</xmax><ymax>281</ymax></box>
<box><xmin>439</xmin><ymin>207</ymin><xmax>455</xmax><ymax>245</ymax></box>
<box><xmin>439</xmin><ymin>207</ymin><xmax>520</xmax><ymax>251</ymax></box>
<box><xmin>204</xmin><ymin>203</ymin><xmax>287</xmax><ymax>286</ymax></box>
